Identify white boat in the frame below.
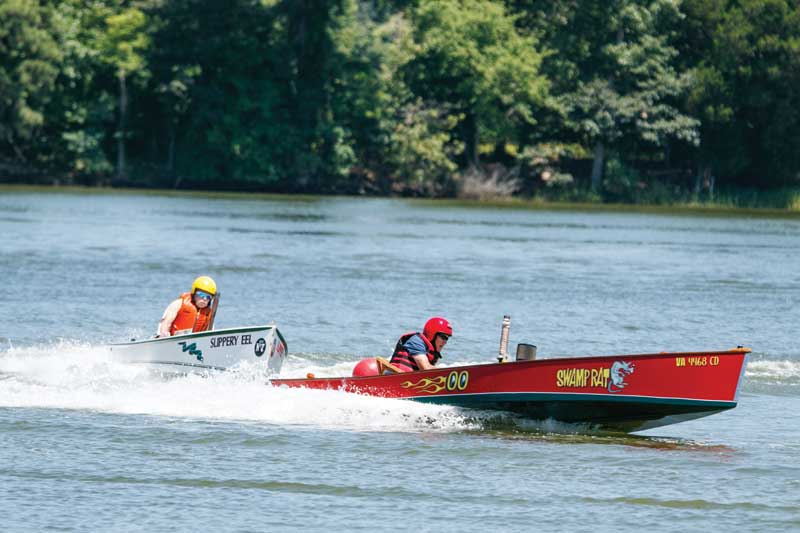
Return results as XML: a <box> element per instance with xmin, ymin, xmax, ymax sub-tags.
<box><xmin>109</xmin><ymin>325</ymin><xmax>287</xmax><ymax>375</ymax></box>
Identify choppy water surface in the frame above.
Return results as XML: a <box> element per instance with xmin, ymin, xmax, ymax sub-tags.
<box><xmin>1</xmin><ymin>189</ymin><xmax>799</xmax><ymax>531</ymax></box>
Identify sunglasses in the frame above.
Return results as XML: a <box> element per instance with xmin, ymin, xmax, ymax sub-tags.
<box><xmin>195</xmin><ymin>290</ymin><xmax>213</xmax><ymax>301</ymax></box>
<box><xmin>437</xmin><ymin>334</ymin><xmax>450</xmax><ymax>342</ymax></box>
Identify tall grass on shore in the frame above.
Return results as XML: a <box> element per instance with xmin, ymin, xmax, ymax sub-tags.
<box><xmin>527</xmin><ymin>184</ymin><xmax>800</xmax><ymax>212</ymax></box>
<box><xmin>696</xmin><ymin>186</ymin><xmax>800</xmax><ymax>211</ymax></box>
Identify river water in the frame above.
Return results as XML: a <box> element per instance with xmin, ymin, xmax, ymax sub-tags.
<box><xmin>1</xmin><ymin>188</ymin><xmax>799</xmax><ymax>531</ymax></box>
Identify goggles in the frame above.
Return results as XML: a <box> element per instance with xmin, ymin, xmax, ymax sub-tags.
<box><xmin>194</xmin><ymin>290</ymin><xmax>213</xmax><ymax>301</ymax></box>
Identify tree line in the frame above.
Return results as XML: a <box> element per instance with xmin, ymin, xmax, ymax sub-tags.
<box><xmin>2</xmin><ymin>0</ymin><xmax>799</xmax><ymax>201</ymax></box>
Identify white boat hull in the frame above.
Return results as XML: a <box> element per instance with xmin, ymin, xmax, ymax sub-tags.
<box><xmin>109</xmin><ymin>325</ymin><xmax>286</xmax><ymax>374</ymax></box>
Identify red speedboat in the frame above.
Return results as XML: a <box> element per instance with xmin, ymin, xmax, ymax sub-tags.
<box><xmin>271</xmin><ymin>348</ymin><xmax>750</xmax><ymax>432</ymax></box>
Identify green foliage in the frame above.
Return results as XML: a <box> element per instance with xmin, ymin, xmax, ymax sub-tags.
<box><xmin>0</xmin><ymin>0</ymin><xmax>62</xmax><ymax>160</ymax></box>
<box><xmin>97</xmin><ymin>8</ymin><xmax>149</xmax><ymax>76</ymax></box>
<box><xmin>516</xmin><ymin>143</ymin><xmax>580</xmax><ymax>191</ymax></box>
<box><xmin>560</xmin><ymin>1</ymin><xmax>700</xmax><ymax>155</ymax></box>
<box><xmin>388</xmin><ymin>100</ymin><xmax>463</xmax><ymax>193</ymax></box>
<box><xmin>47</xmin><ymin>1</ymin><xmax>116</xmax><ymax>178</ymax></box>
<box><xmin>602</xmin><ymin>157</ymin><xmax>681</xmax><ymax>204</ymax></box>
<box><xmin>61</xmin><ymin>127</ymin><xmax>113</xmax><ymax>175</ymax></box>
<box><xmin>1</xmin><ymin>0</ymin><xmax>799</xmax><ymax>202</ymax></box>
<box><xmin>326</xmin><ymin>5</ymin><xmax>462</xmax><ymax>193</ymax></box>
<box><xmin>146</xmin><ymin>0</ymin><xmax>299</xmax><ymax>188</ymax></box>
<box><xmin>602</xmin><ymin>157</ymin><xmax>645</xmax><ymax>202</ymax></box>
<box><xmin>685</xmin><ymin>0</ymin><xmax>800</xmax><ymax>185</ymax></box>
<box><xmin>404</xmin><ymin>0</ymin><xmax>550</xmax><ymax>164</ymax></box>
<box><xmin>693</xmin><ymin>185</ymin><xmax>800</xmax><ymax>209</ymax></box>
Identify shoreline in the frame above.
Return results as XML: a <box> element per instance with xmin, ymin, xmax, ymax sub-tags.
<box><xmin>2</xmin><ymin>183</ymin><xmax>799</xmax><ymax>219</ymax></box>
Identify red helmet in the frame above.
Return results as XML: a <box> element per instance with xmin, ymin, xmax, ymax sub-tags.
<box><xmin>423</xmin><ymin>317</ymin><xmax>453</xmax><ymax>341</ymax></box>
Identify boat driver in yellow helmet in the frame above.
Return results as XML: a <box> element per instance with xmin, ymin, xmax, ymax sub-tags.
<box><xmin>157</xmin><ymin>276</ymin><xmax>218</xmax><ymax>337</ymax></box>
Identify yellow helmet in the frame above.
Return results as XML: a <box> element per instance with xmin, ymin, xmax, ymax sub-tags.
<box><xmin>191</xmin><ymin>276</ymin><xmax>217</xmax><ymax>296</ymax></box>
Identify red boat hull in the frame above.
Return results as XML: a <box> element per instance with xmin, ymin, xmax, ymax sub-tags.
<box><xmin>272</xmin><ymin>348</ymin><xmax>749</xmax><ymax>432</ymax></box>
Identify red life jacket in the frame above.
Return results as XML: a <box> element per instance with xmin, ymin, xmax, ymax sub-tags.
<box><xmin>389</xmin><ymin>332</ymin><xmax>440</xmax><ymax>372</ymax></box>
<box><xmin>169</xmin><ymin>292</ymin><xmax>212</xmax><ymax>335</ymax></box>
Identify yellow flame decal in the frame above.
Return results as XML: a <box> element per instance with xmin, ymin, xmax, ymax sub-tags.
<box><xmin>400</xmin><ymin>376</ymin><xmax>447</xmax><ymax>394</ymax></box>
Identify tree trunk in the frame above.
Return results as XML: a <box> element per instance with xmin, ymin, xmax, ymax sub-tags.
<box><xmin>168</xmin><ymin>125</ymin><xmax>182</xmax><ymax>188</ymax></box>
<box><xmin>287</xmin><ymin>0</ymin><xmax>329</xmax><ymax>189</ymax></box>
<box><xmin>590</xmin><ymin>140</ymin><xmax>605</xmax><ymax>190</ymax></box>
<box><xmin>464</xmin><ymin>111</ymin><xmax>479</xmax><ymax>167</ymax></box>
<box><xmin>167</xmin><ymin>125</ymin><xmax>175</xmax><ymax>173</ymax></box>
<box><xmin>694</xmin><ymin>169</ymin><xmax>701</xmax><ymax>197</ymax></box>
<box><xmin>694</xmin><ymin>164</ymin><xmax>714</xmax><ymax>201</ymax></box>
<box><xmin>708</xmin><ymin>173</ymin><xmax>715</xmax><ymax>201</ymax></box>
<box><xmin>117</xmin><ymin>71</ymin><xmax>127</xmax><ymax>180</ymax></box>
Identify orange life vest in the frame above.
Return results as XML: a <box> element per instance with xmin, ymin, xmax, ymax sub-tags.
<box><xmin>170</xmin><ymin>292</ymin><xmax>212</xmax><ymax>335</ymax></box>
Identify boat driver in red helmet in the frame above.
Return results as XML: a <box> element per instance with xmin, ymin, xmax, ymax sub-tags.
<box><xmin>388</xmin><ymin>317</ymin><xmax>452</xmax><ymax>372</ymax></box>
